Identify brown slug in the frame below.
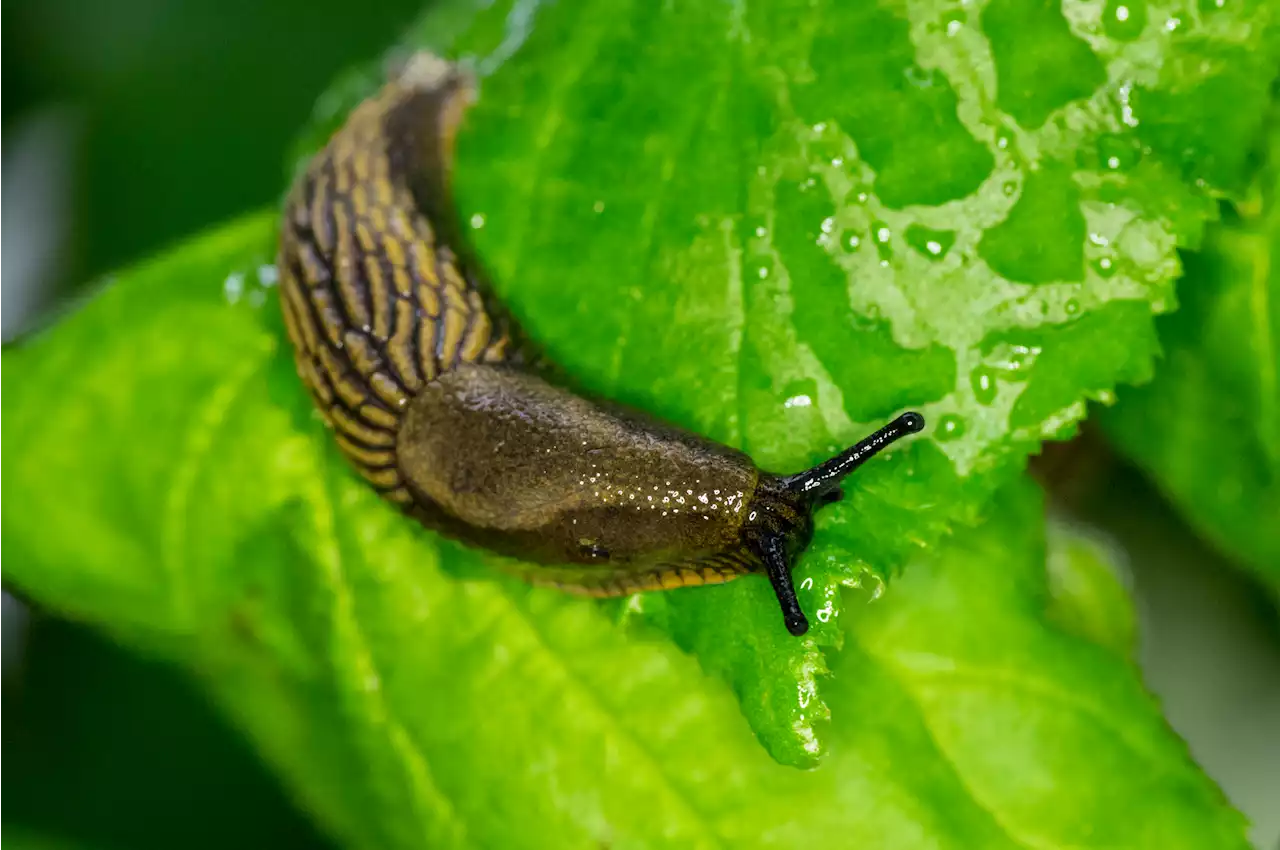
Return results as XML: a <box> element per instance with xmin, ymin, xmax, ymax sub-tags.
<box><xmin>277</xmin><ymin>52</ymin><xmax>925</xmax><ymax>636</ymax></box>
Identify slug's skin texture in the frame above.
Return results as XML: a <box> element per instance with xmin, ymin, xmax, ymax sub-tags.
<box><xmin>398</xmin><ymin>363</ymin><xmax>784</xmax><ymax>594</ymax></box>
<box><xmin>278</xmin><ymin>53</ymin><xmax>924</xmax><ymax>635</ymax></box>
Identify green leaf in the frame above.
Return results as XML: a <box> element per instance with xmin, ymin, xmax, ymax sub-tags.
<box><xmin>9</xmin><ymin>0</ymin><xmax>1279</xmax><ymax>768</ymax></box>
<box><xmin>1102</xmin><ymin>118</ymin><xmax>1280</xmax><ymax>591</ymax></box>
<box><xmin>1</xmin><ymin>243</ymin><xmax>1248</xmax><ymax>845</ymax></box>
<box><xmin>346</xmin><ymin>0</ymin><xmax>1274</xmax><ymax>761</ymax></box>
<box><xmin>1044</xmin><ymin>517</ymin><xmax>1137</xmax><ymax>656</ymax></box>
<box><xmin>842</xmin><ymin>482</ymin><xmax>1245</xmax><ymax>850</ymax></box>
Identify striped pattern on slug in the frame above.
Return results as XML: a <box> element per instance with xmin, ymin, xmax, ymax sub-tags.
<box><xmin>278</xmin><ymin>57</ymin><xmax>517</xmax><ymax>507</ymax></box>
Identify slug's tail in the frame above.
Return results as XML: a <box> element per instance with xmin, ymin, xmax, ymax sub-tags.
<box><xmin>381</xmin><ymin>53</ymin><xmax>477</xmax><ymax>231</ymax></box>
<box><xmin>278</xmin><ymin>51</ymin><xmax>520</xmax><ymax>506</ymax></box>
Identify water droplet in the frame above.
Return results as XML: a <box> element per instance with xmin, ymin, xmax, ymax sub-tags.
<box><xmin>1104</xmin><ymin>0</ymin><xmax>1146</xmax><ymax>39</ymax></box>
<box><xmin>757</xmin><ymin>266</ymin><xmax>770</xmax><ymax>279</ymax></box>
<box><xmin>905</xmin><ymin>224</ymin><xmax>956</xmax><ymax>260</ymax></box>
<box><xmin>971</xmin><ymin>367</ymin><xmax>998</xmax><ymax>404</ymax></box>
<box><xmin>223</xmin><ymin>272</ymin><xmax>245</xmax><ymax>304</ymax></box>
<box><xmin>470</xmin><ymin>213</ymin><xmax>486</xmax><ymax>229</ymax></box>
<box><xmin>1097</xmin><ymin>134</ymin><xmax>1142</xmax><ymax>172</ymax></box>
<box><xmin>871</xmin><ymin>222</ymin><xmax>893</xmax><ymax>262</ymax></box>
<box><xmin>820</xmin><ymin>216</ymin><xmax>836</xmax><ymax>234</ymax></box>
<box><xmin>755</xmin><ymin>225</ymin><xmax>768</xmax><ymax>238</ymax></box>
<box><xmin>784</xmin><ymin>394</ymin><xmax>812</xmax><ymax>409</ymax></box>
<box><xmin>1164</xmin><ymin>16</ymin><xmax>1181</xmax><ymax>30</ymax></box>
<box><xmin>1065</xmin><ymin>298</ymin><xmax>1081</xmax><ymax>315</ymax></box>
<box><xmin>831</xmin><ymin>156</ymin><xmax>844</xmax><ymax>167</ymax></box>
<box><xmin>867</xmin><ymin>574</ymin><xmax>886</xmax><ymax>601</ymax></box>
<box><xmin>1002</xmin><ymin>180</ymin><xmax>1018</xmax><ymax>197</ymax></box>
<box><xmin>1118</xmin><ymin>81</ymin><xmax>1139</xmax><ymax>128</ymax></box>
<box><xmin>1001</xmin><ymin>343</ymin><xmax>1041</xmax><ymax>373</ymax></box>
<box><xmin>936</xmin><ymin>414</ymin><xmax>966</xmax><ymax>441</ymax></box>
<box><xmin>942</xmin><ymin>9</ymin><xmax>966</xmax><ymax>35</ymax></box>
<box><xmin>593</xmin><ymin>200</ymin><xmax>606</xmax><ymax>213</ymax></box>
<box><xmin>1093</xmin><ymin>256</ymin><xmax>1116</xmax><ymax>277</ymax></box>
<box><xmin>856</xmin><ymin>191</ymin><xmax>869</xmax><ymax>204</ymax></box>
<box><xmin>844</xmin><ymin>234</ymin><xmax>862</xmax><ymax>252</ymax></box>
<box><xmin>903</xmin><ymin>65</ymin><xmax>937</xmax><ymax>89</ymax></box>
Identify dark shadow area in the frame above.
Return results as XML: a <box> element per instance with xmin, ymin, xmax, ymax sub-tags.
<box><xmin>2</xmin><ymin>617</ymin><xmax>335</xmax><ymax>850</ymax></box>
<box><xmin>2</xmin><ymin>0</ymin><xmax>421</xmax><ymax>294</ymax></box>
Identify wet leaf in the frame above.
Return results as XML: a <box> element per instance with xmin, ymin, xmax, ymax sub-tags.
<box><xmin>391</xmin><ymin>0</ymin><xmax>1274</xmax><ymax>761</ymax></box>
<box><xmin>4</xmin><ymin>0</ymin><xmax>1277</xmax><ymax>778</ymax></box>
<box><xmin>1</xmin><ymin>272</ymin><xmax>1249</xmax><ymax>846</ymax></box>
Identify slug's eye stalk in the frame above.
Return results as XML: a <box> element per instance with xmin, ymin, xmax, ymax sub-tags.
<box><xmin>748</xmin><ymin>411</ymin><xmax>926</xmax><ymax>637</ymax></box>
<box><xmin>783</xmin><ymin>411</ymin><xmax>925</xmax><ymax>503</ymax></box>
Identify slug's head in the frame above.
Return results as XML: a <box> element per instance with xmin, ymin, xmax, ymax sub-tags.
<box><xmin>743</xmin><ymin>411</ymin><xmax>926</xmax><ymax>637</ymax></box>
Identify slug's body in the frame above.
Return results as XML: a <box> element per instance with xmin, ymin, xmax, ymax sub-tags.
<box><xmin>278</xmin><ymin>54</ymin><xmax>924</xmax><ymax>635</ymax></box>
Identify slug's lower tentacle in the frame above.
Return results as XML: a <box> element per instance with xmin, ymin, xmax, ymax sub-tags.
<box><xmin>757</xmin><ymin>533</ymin><xmax>809</xmax><ymax>637</ymax></box>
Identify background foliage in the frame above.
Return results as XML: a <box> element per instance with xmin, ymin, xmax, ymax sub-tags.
<box><xmin>3</xmin><ymin>0</ymin><xmax>1279</xmax><ymax>847</ymax></box>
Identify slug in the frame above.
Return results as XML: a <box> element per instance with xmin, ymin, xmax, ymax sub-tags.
<box><xmin>277</xmin><ymin>52</ymin><xmax>925</xmax><ymax>636</ymax></box>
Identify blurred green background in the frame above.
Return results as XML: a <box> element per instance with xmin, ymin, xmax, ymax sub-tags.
<box><xmin>1</xmin><ymin>0</ymin><xmax>420</xmax><ymax>291</ymax></box>
<box><xmin>3</xmin><ymin>1</ymin><xmax>1279</xmax><ymax>849</ymax></box>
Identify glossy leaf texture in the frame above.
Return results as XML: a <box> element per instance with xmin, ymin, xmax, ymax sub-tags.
<box><xmin>1103</xmin><ymin>117</ymin><xmax>1280</xmax><ymax>592</ymax></box>
<box><xmin>0</xmin><ymin>225</ymin><xmax>1249</xmax><ymax>845</ymax></box>
<box><xmin>308</xmin><ymin>0</ymin><xmax>1280</xmax><ymax>762</ymax></box>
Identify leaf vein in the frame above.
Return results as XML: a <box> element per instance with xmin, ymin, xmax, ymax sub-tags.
<box><xmin>491</xmin><ymin>583</ymin><xmax>729</xmax><ymax>849</ymax></box>
<box><xmin>314</xmin><ymin>469</ymin><xmax>474</xmax><ymax>850</ymax></box>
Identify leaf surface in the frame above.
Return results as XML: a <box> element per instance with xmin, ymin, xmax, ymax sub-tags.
<box><xmin>1104</xmin><ymin>117</ymin><xmax>1280</xmax><ymax>590</ymax></box>
<box><xmin>383</xmin><ymin>0</ymin><xmax>1277</xmax><ymax>760</ymax></box>
<box><xmin>0</xmin><ymin>249</ymin><xmax>1248</xmax><ymax>843</ymax></box>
